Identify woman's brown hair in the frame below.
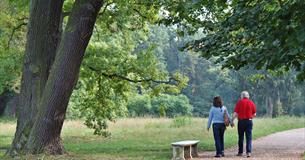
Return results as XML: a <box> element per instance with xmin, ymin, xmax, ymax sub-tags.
<box><xmin>213</xmin><ymin>96</ymin><xmax>223</xmax><ymax>108</ymax></box>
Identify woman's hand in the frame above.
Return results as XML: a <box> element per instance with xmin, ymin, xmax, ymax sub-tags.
<box><xmin>230</xmin><ymin>122</ymin><xmax>235</xmax><ymax>128</ymax></box>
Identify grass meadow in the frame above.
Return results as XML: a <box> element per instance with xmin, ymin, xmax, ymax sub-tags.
<box><xmin>0</xmin><ymin>116</ymin><xmax>304</xmax><ymax>160</ymax></box>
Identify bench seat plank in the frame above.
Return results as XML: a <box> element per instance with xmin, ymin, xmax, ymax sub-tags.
<box><xmin>172</xmin><ymin>140</ymin><xmax>200</xmax><ymax>160</ymax></box>
<box><xmin>171</xmin><ymin>140</ymin><xmax>199</xmax><ymax>146</ymax></box>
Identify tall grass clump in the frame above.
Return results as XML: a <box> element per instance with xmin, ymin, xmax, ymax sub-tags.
<box><xmin>171</xmin><ymin>116</ymin><xmax>192</xmax><ymax>128</ymax></box>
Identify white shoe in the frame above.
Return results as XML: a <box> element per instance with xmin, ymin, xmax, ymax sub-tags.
<box><xmin>246</xmin><ymin>153</ymin><xmax>251</xmax><ymax>157</ymax></box>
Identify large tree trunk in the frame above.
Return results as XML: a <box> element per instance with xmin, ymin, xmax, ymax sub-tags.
<box><xmin>24</xmin><ymin>0</ymin><xmax>104</xmax><ymax>154</ymax></box>
<box><xmin>274</xmin><ymin>89</ymin><xmax>283</xmax><ymax>117</ymax></box>
<box><xmin>9</xmin><ymin>0</ymin><xmax>64</xmax><ymax>156</ymax></box>
<box><xmin>267</xmin><ymin>97</ymin><xmax>274</xmax><ymax>117</ymax></box>
<box><xmin>0</xmin><ymin>90</ymin><xmax>10</xmax><ymax>115</ymax></box>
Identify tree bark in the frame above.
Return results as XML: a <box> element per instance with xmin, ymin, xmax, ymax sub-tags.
<box><xmin>24</xmin><ymin>0</ymin><xmax>104</xmax><ymax>154</ymax></box>
<box><xmin>9</xmin><ymin>0</ymin><xmax>64</xmax><ymax>156</ymax></box>
<box><xmin>267</xmin><ymin>97</ymin><xmax>274</xmax><ymax>117</ymax></box>
<box><xmin>274</xmin><ymin>88</ymin><xmax>282</xmax><ymax>117</ymax></box>
<box><xmin>0</xmin><ymin>90</ymin><xmax>10</xmax><ymax>115</ymax></box>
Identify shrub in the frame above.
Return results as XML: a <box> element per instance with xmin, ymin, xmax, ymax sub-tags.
<box><xmin>151</xmin><ymin>94</ymin><xmax>193</xmax><ymax>117</ymax></box>
<box><xmin>159</xmin><ymin>104</ymin><xmax>166</xmax><ymax>117</ymax></box>
<box><xmin>127</xmin><ymin>94</ymin><xmax>193</xmax><ymax>117</ymax></box>
<box><xmin>127</xmin><ymin>94</ymin><xmax>151</xmax><ymax>117</ymax></box>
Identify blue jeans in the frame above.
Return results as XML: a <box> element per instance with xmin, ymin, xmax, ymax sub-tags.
<box><xmin>213</xmin><ymin>123</ymin><xmax>226</xmax><ymax>155</ymax></box>
<box><xmin>238</xmin><ymin>119</ymin><xmax>253</xmax><ymax>153</ymax></box>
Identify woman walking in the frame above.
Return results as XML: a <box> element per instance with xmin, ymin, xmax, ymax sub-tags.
<box><xmin>207</xmin><ymin>96</ymin><xmax>232</xmax><ymax>157</ymax></box>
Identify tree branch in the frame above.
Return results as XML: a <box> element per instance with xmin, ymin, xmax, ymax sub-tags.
<box><xmin>98</xmin><ymin>2</ymin><xmax>113</xmax><ymax>16</ymax></box>
<box><xmin>94</xmin><ymin>25</ymin><xmax>101</xmax><ymax>41</ymax></box>
<box><xmin>88</xmin><ymin>66</ymin><xmax>178</xmax><ymax>84</ymax></box>
<box><xmin>6</xmin><ymin>22</ymin><xmax>27</xmax><ymax>49</ymax></box>
<box><xmin>133</xmin><ymin>8</ymin><xmax>148</xmax><ymax>19</ymax></box>
<box><xmin>277</xmin><ymin>0</ymin><xmax>283</xmax><ymax>8</ymax></box>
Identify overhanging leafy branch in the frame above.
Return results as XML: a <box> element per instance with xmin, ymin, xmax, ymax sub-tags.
<box><xmin>7</xmin><ymin>20</ymin><xmax>28</xmax><ymax>49</ymax></box>
<box><xmin>87</xmin><ymin>66</ymin><xmax>180</xmax><ymax>85</ymax></box>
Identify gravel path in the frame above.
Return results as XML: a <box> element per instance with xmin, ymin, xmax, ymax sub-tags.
<box><xmin>195</xmin><ymin>128</ymin><xmax>305</xmax><ymax>160</ymax></box>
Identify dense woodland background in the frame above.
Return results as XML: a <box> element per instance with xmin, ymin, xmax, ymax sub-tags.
<box><xmin>1</xmin><ymin>0</ymin><xmax>305</xmax><ymax>122</ymax></box>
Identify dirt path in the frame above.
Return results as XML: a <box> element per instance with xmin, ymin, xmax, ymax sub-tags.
<box><xmin>195</xmin><ymin>128</ymin><xmax>305</xmax><ymax>160</ymax></box>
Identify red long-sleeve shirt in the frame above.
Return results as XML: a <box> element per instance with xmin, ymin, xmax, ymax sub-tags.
<box><xmin>234</xmin><ymin>98</ymin><xmax>256</xmax><ymax>119</ymax></box>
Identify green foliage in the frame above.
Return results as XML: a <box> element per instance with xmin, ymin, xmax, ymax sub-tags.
<box><xmin>158</xmin><ymin>104</ymin><xmax>166</xmax><ymax>117</ymax></box>
<box><xmin>0</xmin><ymin>0</ymin><xmax>26</xmax><ymax>94</ymax></box>
<box><xmin>67</xmin><ymin>25</ymin><xmax>188</xmax><ymax>135</ymax></box>
<box><xmin>184</xmin><ymin>0</ymin><xmax>305</xmax><ymax>80</ymax></box>
<box><xmin>126</xmin><ymin>25</ymin><xmax>305</xmax><ymax>118</ymax></box>
<box><xmin>68</xmin><ymin>75</ymin><xmax>129</xmax><ymax>136</ymax></box>
<box><xmin>150</xmin><ymin>1</ymin><xmax>305</xmax><ymax>117</ymax></box>
<box><xmin>126</xmin><ymin>94</ymin><xmax>193</xmax><ymax>118</ymax></box>
<box><xmin>240</xmin><ymin>69</ymin><xmax>305</xmax><ymax>117</ymax></box>
<box><xmin>0</xmin><ymin>50</ymin><xmax>22</xmax><ymax>93</ymax></box>
<box><xmin>158</xmin><ymin>1</ymin><xmax>225</xmax><ymax>35</ymax></box>
<box><xmin>127</xmin><ymin>94</ymin><xmax>151</xmax><ymax>117</ymax></box>
<box><xmin>151</xmin><ymin>94</ymin><xmax>193</xmax><ymax>118</ymax></box>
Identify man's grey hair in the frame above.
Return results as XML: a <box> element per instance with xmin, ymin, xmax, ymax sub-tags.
<box><xmin>241</xmin><ymin>91</ymin><xmax>250</xmax><ymax>99</ymax></box>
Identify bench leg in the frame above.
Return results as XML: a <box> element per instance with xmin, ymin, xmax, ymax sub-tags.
<box><xmin>191</xmin><ymin>144</ymin><xmax>199</xmax><ymax>157</ymax></box>
<box><xmin>172</xmin><ymin>146</ymin><xmax>185</xmax><ymax>160</ymax></box>
<box><xmin>184</xmin><ymin>146</ymin><xmax>192</xmax><ymax>159</ymax></box>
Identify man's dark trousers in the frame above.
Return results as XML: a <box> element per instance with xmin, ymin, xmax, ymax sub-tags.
<box><xmin>238</xmin><ymin>119</ymin><xmax>253</xmax><ymax>154</ymax></box>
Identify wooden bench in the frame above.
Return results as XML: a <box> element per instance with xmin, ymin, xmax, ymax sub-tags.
<box><xmin>171</xmin><ymin>140</ymin><xmax>199</xmax><ymax>160</ymax></box>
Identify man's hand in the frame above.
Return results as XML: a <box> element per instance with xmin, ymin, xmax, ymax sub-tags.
<box><xmin>232</xmin><ymin>112</ymin><xmax>238</xmax><ymax>122</ymax></box>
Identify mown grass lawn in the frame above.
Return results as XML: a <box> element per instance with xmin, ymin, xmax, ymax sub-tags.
<box><xmin>0</xmin><ymin>116</ymin><xmax>304</xmax><ymax>160</ymax></box>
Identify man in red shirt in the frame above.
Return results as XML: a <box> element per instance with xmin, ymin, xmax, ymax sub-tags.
<box><xmin>232</xmin><ymin>91</ymin><xmax>256</xmax><ymax>157</ymax></box>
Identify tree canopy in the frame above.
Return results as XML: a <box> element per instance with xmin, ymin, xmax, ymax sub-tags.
<box><xmin>183</xmin><ymin>0</ymin><xmax>305</xmax><ymax>80</ymax></box>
